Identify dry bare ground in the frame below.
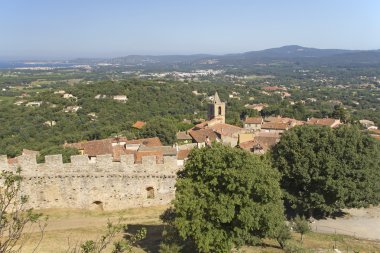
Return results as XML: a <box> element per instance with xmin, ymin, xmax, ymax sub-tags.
<box><xmin>313</xmin><ymin>205</ymin><xmax>380</xmax><ymax>240</ymax></box>
<box><xmin>21</xmin><ymin>205</ymin><xmax>169</xmax><ymax>253</ymax></box>
<box><xmin>20</xmin><ymin>205</ymin><xmax>380</xmax><ymax>253</ymax></box>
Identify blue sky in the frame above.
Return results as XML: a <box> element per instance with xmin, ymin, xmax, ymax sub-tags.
<box><xmin>0</xmin><ymin>0</ymin><xmax>379</xmax><ymax>59</ymax></box>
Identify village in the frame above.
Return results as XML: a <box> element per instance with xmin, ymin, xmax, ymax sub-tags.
<box><xmin>9</xmin><ymin>91</ymin><xmax>379</xmax><ymax>169</ymax></box>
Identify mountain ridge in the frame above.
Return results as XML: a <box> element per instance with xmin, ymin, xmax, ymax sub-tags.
<box><xmin>66</xmin><ymin>45</ymin><xmax>380</xmax><ymax>66</ymax></box>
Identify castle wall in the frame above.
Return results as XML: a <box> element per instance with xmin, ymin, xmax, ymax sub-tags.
<box><xmin>0</xmin><ymin>154</ymin><xmax>179</xmax><ymax>211</ymax></box>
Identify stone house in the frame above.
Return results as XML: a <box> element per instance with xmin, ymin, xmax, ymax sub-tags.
<box><xmin>113</xmin><ymin>95</ymin><xmax>128</xmax><ymax>103</ymax></box>
<box><xmin>244</xmin><ymin>117</ymin><xmax>263</xmax><ymax>131</ymax></box>
<box><xmin>188</xmin><ymin>128</ymin><xmax>219</xmax><ymax>148</ymax></box>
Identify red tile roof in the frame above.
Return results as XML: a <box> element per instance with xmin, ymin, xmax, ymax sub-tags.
<box><xmin>210</xmin><ymin>123</ymin><xmax>243</xmax><ymax>137</ymax></box>
<box><xmin>306</xmin><ymin>118</ymin><xmax>341</xmax><ymax>128</ymax></box>
<box><xmin>369</xmin><ymin>129</ymin><xmax>380</xmax><ymax>135</ymax></box>
<box><xmin>189</xmin><ymin>129</ymin><xmax>218</xmax><ymax>143</ymax></box>
<box><xmin>132</xmin><ymin>121</ymin><xmax>146</xmax><ymax>129</ymax></box>
<box><xmin>261</xmin><ymin>122</ymin><xmax>288</xmax><ymax>130</ymax></box>
<box><xmin>177</xmin><ymin>149</ymin><xmax>191</xmax><ymax>160</ymax></box>
<box><xmin>176</xmin><ymin>131</ymin><xmax>192</xmax><ymax>140</ymax></box>
<box><xmin>125</xmin><ymin>137</ymin><xmax>162</xmax><ymax>147</ymax></box>
<box><xmin>64</xmin><ymin>137</ymin><xmax>162</xmax><ymax>159</ymax></box>
<box><xmin>65</xmin><ymin>139</ymin><xmax>113</xmax><ymax>157</ymax></box>
<box><xmin>239</xmin><ymin>134</ymin><xmax>280</xmax><ymax>153</ymax></box>
<box><xmin>244</xmin><ymin>117</ymin><xmax>263</xmax><ymax>124</ymax></box>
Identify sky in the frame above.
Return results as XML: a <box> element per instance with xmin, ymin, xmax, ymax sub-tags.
<box><xmin>0</xmin><ymin>0</ymin><xmax>379</xmax><ymax>60</ymax></box>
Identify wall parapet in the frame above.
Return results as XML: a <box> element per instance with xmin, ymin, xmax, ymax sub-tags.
<box><xmin>0</xmin><ymin>154</ymin><xmax>179</xmax><ymax>175</ymax></box>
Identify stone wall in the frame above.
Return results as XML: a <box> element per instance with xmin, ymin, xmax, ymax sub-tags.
<box><xmin>0</xmin><ymin>154</ymin><xmax>179</xmax><ymax>210</ymax></box>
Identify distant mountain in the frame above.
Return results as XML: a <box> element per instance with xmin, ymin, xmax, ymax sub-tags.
<box><xmin>243</xmin><ymin>45</ymin><xmax>354</xmax><ymax>58</ymax></box>
<box><xmin>68</xmin><ymin>45</ymin><xmax>380</xmax><ymax>67</ymax></box>
<box><xmin>214</xmin><ymin>46</ymin><xmax>380</xmax><ymax>66</ymax></box>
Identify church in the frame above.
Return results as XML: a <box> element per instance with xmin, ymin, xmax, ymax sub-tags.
<box><xmin>177</xmin><ymin>92</ymin><xmax>245</xmax><ymax>148</ymax></box>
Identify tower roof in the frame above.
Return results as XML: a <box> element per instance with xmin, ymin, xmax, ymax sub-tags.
<box><xmin>214</xmin><ymin>92</ymin><xmax>222</xmax><ymax>103</ymax></box>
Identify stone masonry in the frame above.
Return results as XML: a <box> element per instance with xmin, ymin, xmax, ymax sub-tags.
<box><xmin>0</xmin><ymin>154</ymin><xmax>179</xmax><ymax>210</ymax></box>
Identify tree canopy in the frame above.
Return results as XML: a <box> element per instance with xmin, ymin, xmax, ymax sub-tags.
<box><xmin>272</xmin><ymin>125</ymin><xmax>380</xmax><ymax>217</ymax></box>
<box><xmin>173</xmin><ymin>143</ymin><xmax>284</xmax><ymax>252</ymax></box>
<box><xmin>140</xmin><ymin>117</ymin><xmax>177</xmax><ymax>145</ymax></box>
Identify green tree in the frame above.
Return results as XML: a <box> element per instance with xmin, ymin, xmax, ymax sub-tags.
<box><xmin>272</xmin><ymin>125</ymin><xmax>380</xmax><ymax>217</ymax></box>
<box><xmin>292</xmin><ymin>216</ymin><xmax>310</xmax><ymax>242</ymax></box>
<box><xmin>331</xmin><ymin>105</ymin><xmax>350</xmax><ymax>123</ymax></box>
<box><xmin>173</xmin><ymin>143</ymin><xmax>285</xmax><ymax>253</ymax></box>
<box><xmin>140</xmin><ymin>117</ymin><xmax>177</xmax><ymax>145</ymax></box>
<box><xmin>275</xmin><ymin>223</ymin><xmax>292</xmax><ymax>249</ymax></box>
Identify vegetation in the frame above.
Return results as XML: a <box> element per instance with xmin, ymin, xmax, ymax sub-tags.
<box><xmin>292</xmin><ymin>216</ymin><xmax>311</xmax><ymax>242</ymax></box>
<box><xmin>0</xmin><ymin>169</ymin><xmax>47</xmax><ymax>253</ymax></box>
<box><xmin>168</xmin><ymin>144</ymin><xmax>285</xmax><ymax>252</ymax></box>
<box><xmin>140</xmin><ymin>117</ymin><xmax>177</xmax><ymax>145</ymax></box>
<box><xmin>67</xmin><ymin>220</ymin><xmax>146</xmax><ymax>253</ymax></box>
<box><xmin>272</xmin><ymin>125</ymin><xmax>380</xmax><ymax>217</ymax></box>
<box><xmin>275</xmin><ymin>224</ymin><xmax>292</xmax><ymax>249</ymax></box>
<box><xmin>1</xmin><ymin>66</ymin><xmax>379</xmax><ymax>158</ymax></box>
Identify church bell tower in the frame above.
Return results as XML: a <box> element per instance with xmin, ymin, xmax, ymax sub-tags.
<box><xmin>208</xmin><ymin>92</ymin><xmax>225</xmax><ymax>124</ymax></box>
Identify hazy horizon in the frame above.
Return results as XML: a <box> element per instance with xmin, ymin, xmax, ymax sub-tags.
<box><xmin>1</xmin><ymin>0</ymin><xmax>379</xmax><ymax>60</ymax></box>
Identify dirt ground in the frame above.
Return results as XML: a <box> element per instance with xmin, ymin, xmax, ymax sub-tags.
<box><xmin>18</xmin><ymin>205</ymin><xmax>380</xmax><ymax>252</ymax></box>
<box><xmin>313</xmin><ymin>205</ymin><xmax>380</xmax><ymax>240</ymax></box>
<box><xmin>21</xmin><ymin>205</ymin><xmax>168</xmax><ymax>253</ymax></box>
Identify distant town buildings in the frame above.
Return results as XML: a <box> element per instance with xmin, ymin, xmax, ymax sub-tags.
<box><xmin>113</xmin><ymin>95</ymin><xmax>128</xmax><ymax>102</ymax></box>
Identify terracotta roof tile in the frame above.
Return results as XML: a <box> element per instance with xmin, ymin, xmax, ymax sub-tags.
<box><xmin>138</xmin><ymin>146</ymin><xmax>177</xmax><ymax>156</ymax></box>
<box><xmin>177</xmin><ymin>149</ymin><xmax>191</xmax><ymax>160</ymax></box>
<box><xmin>125</xmin><ymin>137</ymin><xmax>162</xmax><ymax>146</ymax></box>
<box><xmin>306</xmin><ymin>118</ymin><xmax>341</xmax><ymax>128</ymax></box>
<box><xmin>132</xmin><ymin>121</ymin><xmax>146</xmax><ymax>129</ymax></box>
<box><xmin>261</xmin><ymin>122</ymin><xmax>288</xmax><ymax>130</ymax></box>
<box><xmin>210</xmin><ymin>123</ymin><xmax>243</xmax><ymax>137</ymax></box>
<box><xmin>176</xmin><ymin>131</ymin><xmax>192</xmax><ymax>140</ymax></box>
<box><xmin>239</xmin><ymin>135</ymin><xmax>280</xmax><ymax>153</ymax></box>
<box><xmin>189</xmin><ymin>129</ymin><xmax>218</xmax><ymax>143</ymax></box>
<box><xmin>65</xmin><ymin>139</ymin><xmax>113</xmax><ymax>157</ymax></box>
<box><xmin>244</xmin><ymin>117</ymin><xmax>263</xmax><ymax>124</ymax></box>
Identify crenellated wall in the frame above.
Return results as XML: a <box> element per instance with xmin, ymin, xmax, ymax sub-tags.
<box><xmin>0</xmin><ymin>154</ymin><xmax>179</xmax><ymax>210</ymax></box>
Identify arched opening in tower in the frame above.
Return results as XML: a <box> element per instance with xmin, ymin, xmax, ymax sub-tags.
<box><xmin>218</xmin><ymin>106</ymin><xmax>222</xmax><ymax>115</ymax></box>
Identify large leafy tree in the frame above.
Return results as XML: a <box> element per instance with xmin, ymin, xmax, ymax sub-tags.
<box><xmin>272</xmin><ymin>125</ymin><xmax>380</xmax><ymax>217</ymax></box>
<box><xmin>173</xmin><ymin>143</ymin><xmax>284</xmax><ymax>253</ymax></box>
<box><xmin>140</xmin><ymin>117</ymin><xmax>177</xmax><ymax>145</ymax></box>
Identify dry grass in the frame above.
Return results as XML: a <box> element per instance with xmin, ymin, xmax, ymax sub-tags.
<box><xmin>242</xmin><ymin>232</ymin><xmax>380</xmax><ymax>253</ymax></box>
<box><xmin>21</xmin><ymin>206</ymin><xmax>167</xmax><ymax>253</ymax></box>
<box><xmin>20</xmin><ymin>206</ymin><xmax>380</xmax><ymax>253</ymax></box>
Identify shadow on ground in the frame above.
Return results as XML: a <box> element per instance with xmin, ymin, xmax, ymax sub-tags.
<box><xmin>126</xmin><ymin>224</ymin><xmax>165</xmax><ymax>253</ymax></box>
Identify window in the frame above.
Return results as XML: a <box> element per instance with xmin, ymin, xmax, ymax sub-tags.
<box><xmin>218</xmin><ymin>106</ymin><xmax>222</xmax><ymax>115</ymax></box>
<box><xmin>91</xmin><ymin>201</ymin><xmax>103</xmax><ymax>211</ymax></box>
<box><xmin>146</xmin><ymin>187</ymin><xmax>155</xmax><ymax>199</ymax></box>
